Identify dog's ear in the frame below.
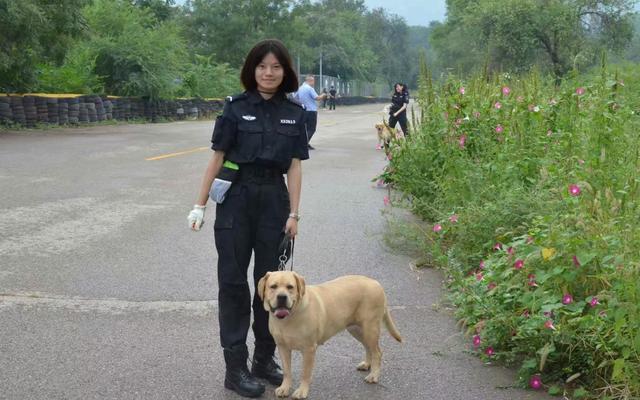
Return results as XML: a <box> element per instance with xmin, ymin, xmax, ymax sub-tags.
<box><xmin>257</xmin><ymin>272</ymin><xmax>271</xmax><ymax>300</ymax></box>
<box><xmin>293</xmin><ymin>272</ymin><xmax>306</xmax><ymax>300</ymax></box>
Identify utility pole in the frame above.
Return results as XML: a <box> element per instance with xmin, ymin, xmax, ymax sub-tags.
<box><xmin>319</xmin><ymin>47</ymin><xmax>323</xmax><ymax>92</ymax></box>
<box><xmin>296</xmin><ymin>54</ymin><xmax>300</xmax><ymax>83</ymax></box>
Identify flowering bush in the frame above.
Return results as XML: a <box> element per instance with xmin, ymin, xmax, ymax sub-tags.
<box><xmin>384</xmin><ymin>64</ymin><xmax>640</xmax><ymax>399</ymax></box>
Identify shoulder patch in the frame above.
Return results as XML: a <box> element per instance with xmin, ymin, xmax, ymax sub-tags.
<box><xmin>226</xmin><ymin>92</ymin><xmax>248</xmax><ymax>103</ymax></box>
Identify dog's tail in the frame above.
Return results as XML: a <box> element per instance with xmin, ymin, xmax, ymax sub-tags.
<box><xmin>383</xmin><ymin>308</ymin><xmax>403</xmax><ymax>343</ymax></box>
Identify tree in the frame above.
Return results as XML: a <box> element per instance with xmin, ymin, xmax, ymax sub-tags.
<box><xmin>182</xmin><ymin>0</ymin><xmax>302</xmax><ymax>68</ymax></box>
<box><xmin>0</xmin><ymin>0</ymin><xmax>89</xmax><ymax>92</ymax></box>
<box><xmin>431</xmin><ymin>0</ymin><xmax>637</xmax><ymax>77</ymax></box>
<box><xmin>83</xmin><ymin>0</ymin><xmax>187</xmax><ymax>98</ymax></box>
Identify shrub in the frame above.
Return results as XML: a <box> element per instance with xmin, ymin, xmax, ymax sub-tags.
<box><xmin>385</xmin><ymin>63</ymin><xmax>640</xmax><ymax>398</ymax></box>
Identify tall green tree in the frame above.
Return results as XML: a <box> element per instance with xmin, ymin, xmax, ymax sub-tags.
<box><xmin>182</xmin><ymin>0</ymin><xmax>302</xmax><ymax>68</ymax></box>
<box><xmin>83</xmin><ymin>0</ymin><xmax>187</xmax><ymax>98</ymax></box>
<box><xmin>0</xmin><ymin>0</ymin><xmax>89</xmax><ymax>92</ymax></box>
<box><xmin>431</xmin><ymin>0</ymin><xmax>637</xmax><ymax>77</ymax></box>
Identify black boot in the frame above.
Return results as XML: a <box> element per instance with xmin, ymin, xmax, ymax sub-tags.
<box><xmin>251</xmin><ymin>347</ymin><xmax>283</xmax><ymax>386</ymax></box>
<box><xmin>224</xmin><ymin>345</ymin><xmax>265</xmax><ymax>398</ymax></box>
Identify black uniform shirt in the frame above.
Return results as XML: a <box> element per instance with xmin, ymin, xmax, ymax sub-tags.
<box><xmin>211</xmin><ymin>91</ymin><xmax>309</xmax><ymax>171</ymax></box>
<box><xmin>390</xmin><ymin>91</ymin><xmax>409</xmax><ymax>113</ymax></box>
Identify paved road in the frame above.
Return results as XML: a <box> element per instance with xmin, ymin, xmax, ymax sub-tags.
<box><xmin>0</xmin><ymin>105</ymin><xmax>552</xmax><ymax>399</ymax></box>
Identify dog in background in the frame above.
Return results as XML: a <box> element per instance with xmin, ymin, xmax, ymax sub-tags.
<box><xmin>258</xmin><ymin>271</ymin><xmax>402</xmax><ymax>399</ymax></box>
<box><xmin>375</xmin><ymin>122</ymin><xmax>394</xmax><ymax>154</ymax></box>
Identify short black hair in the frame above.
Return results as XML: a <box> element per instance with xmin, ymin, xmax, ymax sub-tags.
<box><xmin>240</xmin><ymin>39</ymin><xmax>299</xmax><ymax>93</ymax></box>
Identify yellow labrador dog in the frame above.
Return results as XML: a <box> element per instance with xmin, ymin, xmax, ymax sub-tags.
<box><xmin>258</xmin><ymin>271</ymin><xmax>402</xmax><ymax>399</ymax></box>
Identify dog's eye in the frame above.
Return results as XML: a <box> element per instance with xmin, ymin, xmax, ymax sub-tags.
<box><xmin>270</xmin><ymin>284</ymin><xmax>278</xmax><ymax>289</ymax></box>
<box><xmin>286</xmin><ymin>284</ymin><xmax>294</xmax><ymax>290</ymax></box>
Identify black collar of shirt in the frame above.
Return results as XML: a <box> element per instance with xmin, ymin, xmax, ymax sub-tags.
<box><xmin>247</xmin><ymin>90</ymin><xmax>285</xmax><ymax>105</ymax></box>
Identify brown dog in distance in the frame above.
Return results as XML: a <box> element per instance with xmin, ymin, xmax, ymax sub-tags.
<box><xmin>258</xmin><ymin>271</ymin><xmax>402</xmax><ymax>399</ymax></box>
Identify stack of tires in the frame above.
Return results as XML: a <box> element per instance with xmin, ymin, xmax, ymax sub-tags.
<box><xmin>36</xmin><ymin>97</ymin><xmax>48</xmax><ymax>124</ymax></box>
<box><xmin>103</xmin><ymin>99</ymin><xmax>113</xmax><ymax>120</ymax></box>
<box><xmin>0</xmin><ymin>97</ymin><xmax>12</xmax><ymax>124</ymax></box>
<box><xmin>68</xmin><ymin>98</ymin><xmax>80</xmax><ymax>124</ymax></box>
<box><xmin>58</xmin><ymin>99</ymin><xmax>69</xmax><ymax>125</ymax></box>
<box><xmin>47</xmin><ymin>98</ymin><xmax>59</xmax><ymax>125</ymax></box>
<box><xmin>23</xmin><ymin>96</ymin><xmax>37</xmax><ymax>127</ymax></box>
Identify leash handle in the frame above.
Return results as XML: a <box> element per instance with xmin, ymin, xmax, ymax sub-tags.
<box><xmin>278</xmin><ymin>234</ymin><xmax>294</xmax><ymax>271</ymax></box>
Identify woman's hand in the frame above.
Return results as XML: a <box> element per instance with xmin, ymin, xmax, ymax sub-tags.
<box><xmin>285</xmin><ymin>217</ymin><xmax>298</xmax><ymax>238</ymax></box>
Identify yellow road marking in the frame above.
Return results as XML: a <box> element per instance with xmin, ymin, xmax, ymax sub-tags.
<box><xmin>146</xmin><ymin>147</ymin><xmax>209</xmax><ymax>161</ymax></box>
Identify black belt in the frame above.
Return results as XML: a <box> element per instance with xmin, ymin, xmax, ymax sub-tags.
<box><xmin>237</xmin><ymin>164</ymin><xmax>283</xmax><ymax>183</ymax></box>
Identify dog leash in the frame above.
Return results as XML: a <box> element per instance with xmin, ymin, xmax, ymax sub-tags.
<box><xmin>278</xmin><ymin>234</ymin><xmax>294</xmax><ymax>271</ymax></box>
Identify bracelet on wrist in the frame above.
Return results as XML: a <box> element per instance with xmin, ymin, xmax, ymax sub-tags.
<box><xmin>288</xmin><ymin>213</ymin><xmax>300</xmax><ymax>221</ymax></box>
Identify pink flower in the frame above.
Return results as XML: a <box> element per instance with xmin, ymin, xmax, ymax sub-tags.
<box><xmin>543</xmin><ymin>311</ymin><xmax>554</xmax><ymax>318</ymax></box>
<box><xmin>473</xmin><ymin>111</ymin><xmax>480</xmax><ymax>118</ymax></box>
<box><xmin>473</xmin><ymin>334</ymin><xmax>481</xmax><ymax>347</ymax></box>
<box><xmin>522</xmin><ymin>310</ymin><xmax>530</xmax><ymax>318</ymax></box>
<box><xmin>495</xmin><ymin>124</ymin><xmax>504</xmax><ymax>133</ymax></box>
<box><xmin>375</xmin><ymin>143</ymin><xmax>382</xmax><ymax>150</ymax></box>
<box><xmin>590</xmin><ymin>297</ymin><xmax>599</xmax><ymax>307</ymax></box>
<box><xmin>383</xmin><ymin>196</ymin><xmax>390</xmax><ymax>206</ymax></box>
<box><xmin>502</xmin><ymin>86</ymin><xmax>511</xmax><ymax>96</ymax></box>
<box><xmin>458</xmin><ymin>135</ymin><xmax>466</xmax><ymax>149</ymax></box>
<box><xmin>576</xmin><ymin>87</ymin><xmax>585</xmax><ymax>95</ymax></box>
<box><xmin>449</xmin><ymin>214</ymin><xmax>459</xmax><ymax>223</ymax></box>
<box><xmin>507</xmin><ymin>247</ymin><xmax>515</xmax><ymax>256</ymax></box>
<box><xmin>572</xmin><ymin>255</ymin><xmax>581</xmax><ymax>267</ymax></box>
<box><xmin>487</xmin><ymin>282</ymin><xmax>497</xmax><ymax>290</ymax></box>
<box><xmin>513</xmin><ymin>259</ymin><xmax>524</xmax><ymax>270</ymax></box>
<box><xmin>527</xmin><ymin>274</ymin><xmax>537</xmax><ymax>287</ymax></box>
<box><xmin>529</xmin><ymin>374</ymin><xmax>542</xmax><ymax>390</ymax></box>
<box><xmin>569</xmin><ymin>184</ymin><xmax>581</xmax><ymax>196</ymax></box>
<box><xmin>562</xmin><ymin>294</ymin><xmax>573</xmax><ymax>305</ymax></box>
<box><xmin>475</xmin><ymin>272</ymin><xmax>483</xmax><ymax>281</ymax></box>
<box><xmin>479</xmin><ymin>260</ymin><xmax>485</xmax><ymax>269</ymax></box>
<box><xmin>433</xmin><ymin>224</ymin><xmax>442</xmax><ymax>233</ymax></box>
<box><xmin>459</xmin><ymin>87</ymin><xmax>466</xmax><ymax>95</ymax></box>
<box><xmin>544</xmin><ymin>320</ymin><xmax>556</xmax><ymax>330</ymax></box>
<box><xmin>493</xmin><ymin>242</ymin><xmax>503</xmax><ymax>251</ymax></box>
<box><xmin>485</xmin><ymin>346</ymin><xmax>494</xmax><ymax>356</ymax></box>
<box><xmin>494</xmin><ymin>101</ymin><xmax>502</xmax><ymax>109</ymax></box>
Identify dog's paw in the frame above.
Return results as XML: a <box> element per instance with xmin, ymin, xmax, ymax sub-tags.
<box><xmin>364</xmin><ymin>372</ymin><xmax>380</xmax><ymax>384</ymax></box>
<box><xmin>292</xmin><ymin>386</ymin><xmax>309</xmax><ymax>399</ymax></box>
<box><xmin>275</xmin><ymin>384</ymin><xmax>291</xmax><ymax>397</ymax></box>
<box><xmin>356</xmin><ymin>361</ymin><xmax>370</xmax><ymax>371</ymax></box>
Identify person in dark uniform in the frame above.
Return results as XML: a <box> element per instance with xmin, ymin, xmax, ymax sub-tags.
<box><xmin>187</xmin><ymin>39</ymin><xmax>308</xmax><ymax>398</ymax></box>
<box><xmin>388</xmin><ymin>82</ymin><xmax>409</xmax><ymax>136</ymax></box>
<box><xmin>328</xmin><ymin>85</ymin><xmax>337</xmax><ymax>110</ymax></box>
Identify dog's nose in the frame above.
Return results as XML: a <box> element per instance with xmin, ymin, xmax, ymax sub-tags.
<box><xmin>277</xmin><ymin>294</ymin><xmax>288</xmax><ymax>305</ymax></box>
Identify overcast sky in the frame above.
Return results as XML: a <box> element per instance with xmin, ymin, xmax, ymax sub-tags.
<box><xmin>364</xmin><ymin>0</ymin><xmax>446</xmax><ymax>26</ymax></box>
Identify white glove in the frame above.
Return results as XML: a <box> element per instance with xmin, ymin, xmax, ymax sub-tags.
<box><xmin>188</xmin><ymin>205</ymin><xmax>206</xmax><ymax>231</ymax></box>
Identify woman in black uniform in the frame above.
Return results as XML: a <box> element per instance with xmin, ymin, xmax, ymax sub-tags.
<box><xmin>388</xmin><ymin>82</ymin><xmax>409</xmax><ymax>136</ymax></box>
<box><xmin>187</xmin><ymin>39</ymin><xmax>308</xmax><ymax>398</ymax></box>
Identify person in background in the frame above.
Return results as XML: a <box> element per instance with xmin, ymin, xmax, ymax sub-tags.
<box><xmin>295</xmin><ymin>75</ymin><xmax>326</xmax><ymax>150</ymax></box>
<box><xmin>187</xmin><ymin>39</ymin><xmax>308</xmax><ymax>398</ymax></box>
<box><xmin>321</xmin><ymin>87</ymin><xmax>328</xmax><ymax>109</ymax></box>
<box><xmin>328</xmin><ymin>85</ymin><xmax>337</xmax><ymax>110</ymax></box>
<box><xmin>388</xmin><ymin>82</ymin><xmax>409</xmax><ymax>136</ymax></box>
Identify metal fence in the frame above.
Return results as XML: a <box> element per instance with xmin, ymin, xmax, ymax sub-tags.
<box><xmin>299</xmin><ymin>74</ymin><xmax>389</xmax><ymax>98</ymax></box>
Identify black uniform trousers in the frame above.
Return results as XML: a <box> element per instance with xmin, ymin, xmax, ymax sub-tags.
<box><xmin>389</xmin><ymin>111</ymin><xmax>409</xmax><ymax>136</ymax></box>
<box><xmin>214</xmin><ymin>168</ymin><xmax>289</xmax><ymax>356</ymax></box>
<box><xmin>305</xmin><ymin>111</ymin><xmax>318</xmax><ymax>143</ymax></box>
